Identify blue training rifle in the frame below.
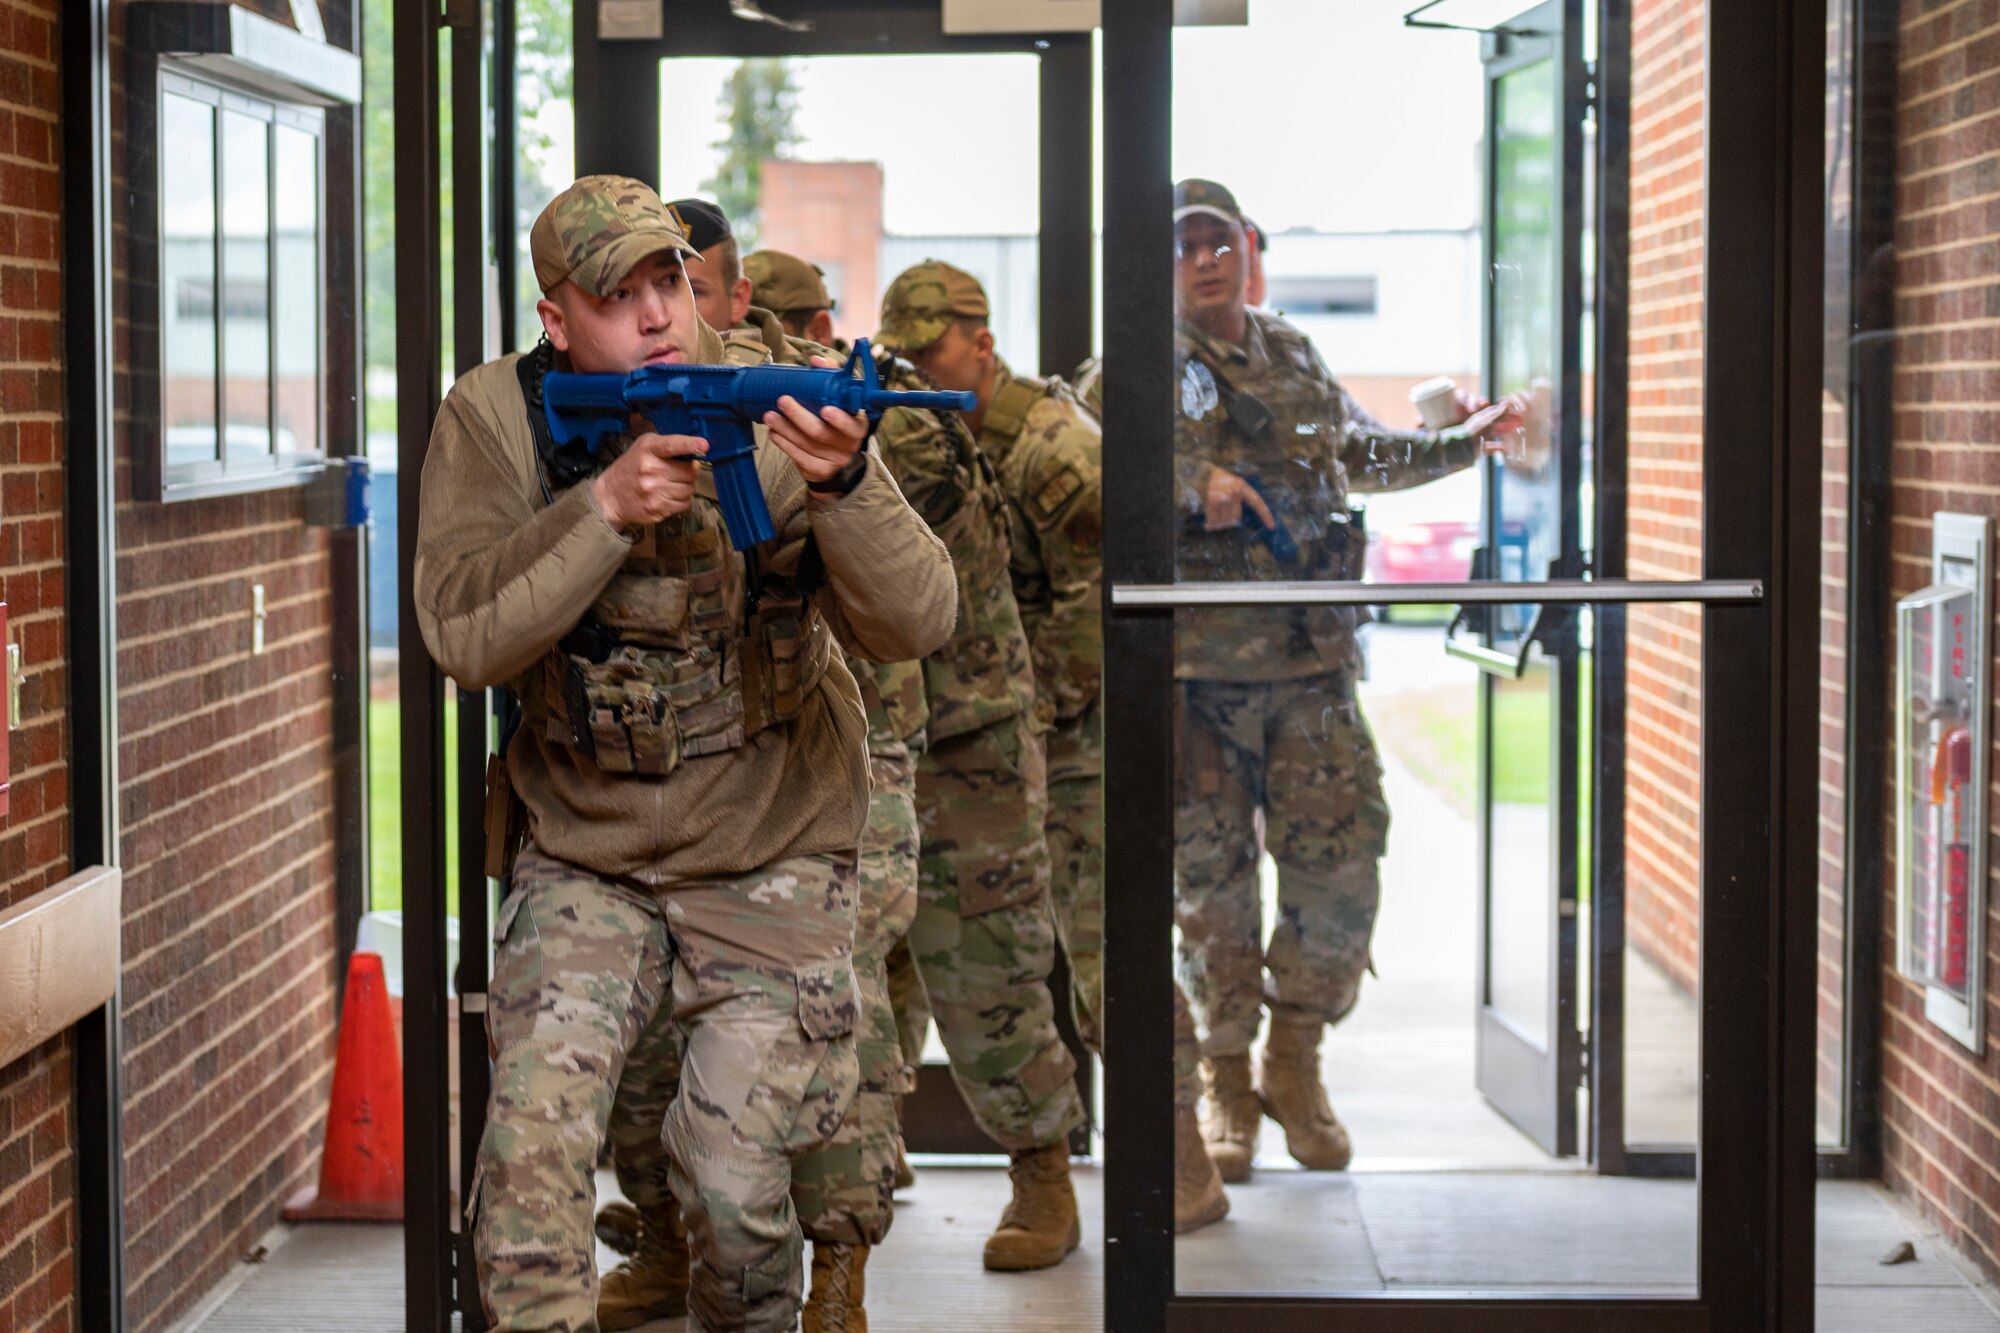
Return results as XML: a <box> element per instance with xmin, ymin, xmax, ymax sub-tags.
<box><xmin>540</xmin><ymin>337</ymin><xmax>976</xmax><ymax>550</ymax></box>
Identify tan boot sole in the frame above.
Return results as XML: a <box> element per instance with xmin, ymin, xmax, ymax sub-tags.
<box><xmin>1259</xmin><ymin>1092</ymin><xmax>1352</xmax><ymax>1170</ymax></box>
<box><xmin>982</xmin><ymin>1215</ymin><xmax>1082</xmax><ymax>1271</ymax></box>
<box><xmin>1175</xmin><ymin>1182</ymin><xmax>1230</xmax><ymax>1235</ymax></box>
<box><xmin>1207</xmin><ymin>1141</ymin><xmax>1254</xmax><ymax>1183</ymax></box>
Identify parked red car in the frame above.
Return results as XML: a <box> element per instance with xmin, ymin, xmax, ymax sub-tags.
<box><xmin>1367</xmin><ymin>517</ymin><xmax>1480</xmax><ymax>584</ymax></box>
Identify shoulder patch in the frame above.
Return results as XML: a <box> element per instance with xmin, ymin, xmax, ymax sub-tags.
<box><xmin>1029</xmin><ymin>464</ymin><xmax>1086</xmax><ymax>523</ymax></box>
<box><xmin>1180</xmin><ymin>358</ymin><xmax>1219</xmax><ymax>420</ymax></box>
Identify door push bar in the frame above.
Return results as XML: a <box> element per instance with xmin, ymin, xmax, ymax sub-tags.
<box><xmin>1109</xmin><ymin>578</ymin><xmax>1765</xmax><ymax>608</ymax></box>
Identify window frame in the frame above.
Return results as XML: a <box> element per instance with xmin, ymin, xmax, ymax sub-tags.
<box><xmin>149</xmin><ymin>63</ymin><xmax>327</xmax><ymax>502</ymax></box>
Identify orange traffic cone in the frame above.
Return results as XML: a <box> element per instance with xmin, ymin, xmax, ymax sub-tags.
<box><xmin>284</xmin><ymin>951</ymin><xmax>404</xmax><ymax>1221</ymax></box>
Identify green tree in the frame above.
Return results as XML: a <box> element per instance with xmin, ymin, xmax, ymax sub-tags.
<box><xmin>701</xmin><ymin>59</ymin><xmax>802</xmax><ymax>249</ymax></box>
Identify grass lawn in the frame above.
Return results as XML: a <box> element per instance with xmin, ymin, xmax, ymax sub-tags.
<box><xmin>1364</xmin><ymin>658</ymin><xmax>1595</xmax><ymax>891</ymax></box>
<box><xmin>368</xmin><ymin>693</ymin><xmax>461</xmax><ymax>914</ymax></box>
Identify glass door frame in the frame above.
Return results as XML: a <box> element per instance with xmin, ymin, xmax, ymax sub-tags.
<box><xmin>1464</xmin><ymin>0</ymin><xmax>1589</xmax><ymax>1160</ymax></box>
<box><xmin>567</xmin><ymin>0</ymin><xmax>1101</xmax><ymax>1158</ymax></box>
<box><xmin>1100</xmin><ymin>0</ymin><xmax>1825</xmax><ymax>1329</ymax></box>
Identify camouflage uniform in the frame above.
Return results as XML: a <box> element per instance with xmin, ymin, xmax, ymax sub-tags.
<box><xmin>977</xmin><ymin>359</ymin><xmax>1105</xmax><ymax>1051</ymax></box>
<box><xmin>417</xmin><ymin>176</ymin><xmax>957</xmax><ymax>1333</ymax></box>
<box><xmin>1174</xmin><ymin>307</ymin><xmax>1483</xmax><ymax>1057</ymax></box>
<box><xmin>485</xmin><ymin>844</ymin><xmax>861</xmax><ymax>1330</ymax></box>
<box><xmin>608</xmin><ymin>655</ymin><xmax>926</xmax><ymax>1250</ymax></box>
<box><xmin>870</xmin><ymin>290</ymin><xmax>1086</xmax><ymax>1151</ymax></box>
<box><xmin>1072</xmin><ymin>356</ymin><xmax>1205</xmax><ymax>1108</ymax></box>
<box><xmin>605</xmin><ymin>316</ymin><xmax>931</xmax><ymax>1254</ymax></box>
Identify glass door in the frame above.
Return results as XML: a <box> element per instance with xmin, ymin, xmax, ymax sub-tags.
<box><xmin>568</xmin><ymin>0</ymin><xmax>1100</xmax><ymax>1161</ymax></box>
<box><xmin>1101</xmin><ymin>0</ymin><xmax>1823</xmax><ymax>1325</ymax></box>
<box><xmin>1454</xmin><ymin>0</ymin><xmax>1588</xmax><ymax>1158</ymax></box>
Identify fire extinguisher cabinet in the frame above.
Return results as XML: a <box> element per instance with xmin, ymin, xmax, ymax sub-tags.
<box><xmin>1896</xmin><ymin>512</ymin><xmax>1992</xmax><ymax>1055</ymax></box>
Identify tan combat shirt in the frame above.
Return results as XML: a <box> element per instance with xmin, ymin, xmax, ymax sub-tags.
<box><xmin>978</xmin><ymin>359</ymin><xmax>1103</xmax><ymax>779</ymax></box>
<box><xmin>413</xmin><ymin>328</ymin><xmax>957</xmax><ymax>885</ymax></box>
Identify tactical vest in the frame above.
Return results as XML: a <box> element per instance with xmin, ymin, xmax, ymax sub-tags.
<box><xmin>870</xmin><ymin>345</ymin><xmax>1035</xmax><ymax>743</ymax></box>
<box><xmin>980</xmin><ymin>370</ymin><xmax>1055</xmax><ymax>450</ymax></box>
<box><xmin>1175</xmin><ymin>320</ymin><xmax>1370</xmax><ymax>679</ymax></box>
<box><xmin>520</xmin><ymin>336</ymin><xmax>834</xmax><ymax>775</ymax></box>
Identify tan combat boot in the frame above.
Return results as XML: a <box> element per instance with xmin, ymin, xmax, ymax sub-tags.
<box><xmin>802</xmin><ymin>1241</ymin><xmax>870</xmax><ymax>1333</ymax></box>
<box><xmin>594</xmin><ymin>1198</ymin><xmax>640</xmax><ymax>1255</ymax></box>
<box><xmin>982</xmin><ymin>1141</ymin><xmax>1081</xmax><ymax>1271</ymax></box>
<box><xmin>596</xmin><ymin>1201</ymin><xmax>691</xmax><ymax>1330</ymax></box>
<box><xmin>1258</xmin><ymin>1019</ymin><xmax>1352</xmax><ymax>1171</ymax></box>
<box><xmin>1174</xmin><ymin>1102</ymin><xmax>1229</xmax><ymax>1234</ymax></box>
<box><xmin>1201</xmin><ymin>1054</ymin><xmax>1261</xmax><ymax>1183</ymax></box>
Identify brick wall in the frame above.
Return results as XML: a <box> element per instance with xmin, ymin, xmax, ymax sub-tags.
<box><xmin>757</xmin><ymin>159</ymin><xmax>884</xmax><ymax>348</ymax></box>
<box><xmin>0</xmin><ymin>0</ymin><xmax>81</xmax><ymax>1328</ymax></box>
<box><xmin>107</xmin><ymin>0</ymin><xmax>344</xmax><ymax>1326</ymax></box>
<box><xmin>1625</xmin><ymin>0</ymin><xmax>1706</xmax><ymax>994</ymax></box>
<box><xmin>1879</xmin><ymin>0</ymin><xmax>2000</xmax><ymax>1282</ymax></box>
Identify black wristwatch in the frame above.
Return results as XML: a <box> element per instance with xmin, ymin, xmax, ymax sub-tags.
<box><xmin>807</xmin><ymin>448</ymin><xmax>869</xmax><ymax>497</ymax></box>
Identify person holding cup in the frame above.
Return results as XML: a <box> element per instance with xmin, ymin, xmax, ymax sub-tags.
<box><xmin>1171</xmin><ymin>178</ymin><xmax>1528</xmax><ymax>1184</ymax></box>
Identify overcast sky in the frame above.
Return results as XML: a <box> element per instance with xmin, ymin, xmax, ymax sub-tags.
<box><xmin>652</xmin><ymin>0</ymin><xmax>1489</xmax><ymax>238</ymax></box>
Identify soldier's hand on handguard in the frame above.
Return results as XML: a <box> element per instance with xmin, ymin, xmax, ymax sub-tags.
<box><xmin>1203</xmin><ymin>465</ymin><xmax>1278</xmax><ymax>532</ymax></box>
<box><xmin>592</xmin><ymin>432</ymin><xmax>707</xmax><ymax>528</ymax></box>
<box><xmin>764</xmin><ymin>356</ymin><xmax>870</xmax><ymax>487</ymax></box>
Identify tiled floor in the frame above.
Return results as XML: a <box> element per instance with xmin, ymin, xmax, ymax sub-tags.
<box><xmin>185</xmin><ymin>1169</ymin><xmax>1998</xmax><ymax>1331</ymax></box>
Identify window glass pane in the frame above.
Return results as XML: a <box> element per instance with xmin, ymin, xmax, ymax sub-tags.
<box><xmin>222</xmin><ymin>108</ymin><xmax>271</xmax><ymax>468</ymax></box>
<box><xmin>162</xmin><ymin>91</ymin><xmax>218</xmax><ymax>469</ymax></box>
<box><xmin>658</xmin><ymin>53</ymin><xmax>1041</xmax><ymax>368</ymax></box>
<box><xmin>274</xmin><ymin>123</ymin><xmax>320</xmax><ymax>463</ymax></box>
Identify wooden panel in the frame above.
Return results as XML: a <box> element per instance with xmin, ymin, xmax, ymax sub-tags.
<box><xmin>0</xmin><ymin>866</ymin><xmax>120</xmax><ymax>1069</ymax></box>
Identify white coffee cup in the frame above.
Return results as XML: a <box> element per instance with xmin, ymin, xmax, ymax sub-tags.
<box><xmin>1409</xmin><ymin>376</ymin><xmax>1461</xmax><ymax>430</ymax></box>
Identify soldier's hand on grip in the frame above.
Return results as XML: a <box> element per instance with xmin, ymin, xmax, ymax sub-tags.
<box><xmin>1204</xmin><ymin>465</ymin><xmax>1278</xmax><ymax>532</ymax></box>
<box><xmin>592</xmin><ymin>432</ymin><xmax>707</xmax><ymax>528</ymax></box>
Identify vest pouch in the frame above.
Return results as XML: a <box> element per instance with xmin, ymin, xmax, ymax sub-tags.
<box><xmin>589</xmin><ymin>570</ymin><xmax>694</xmax><ymax>651</ymax></box>
<box><xmin>765</xmin><ymin>612</ymin><xmax>808</xmax><ymax>720</ymax></box>
<box><xmin>561</xmin><ymin>646</ymin><xmax>686</xmax><ymax>776</ymax></box>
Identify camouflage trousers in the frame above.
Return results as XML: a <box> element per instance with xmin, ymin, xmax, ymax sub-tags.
<box><xmin>907</xmin><ymin>713</ymin><xmax>1086</xmax><ymax>1149</ymax></box>
<box><xmin>1174</xmin><ymin>673</ymin><xmax>1390</xmax><ymax>1058</ymax></box>
<box><xmin>884</xmin><ymin>935</ymin><xmax>931</xmax><ymax>1074</ymax></box>
<box><xmin>608</xmin><ymin>753</ymin><xmax>921</xmax><ymax>1249</ymax></box>
<box><xmin>1045</xmin><ymin>708</ymin><xmax>1104</xmax><ymax>1053</ymax></box>
<box><xmin>472</xmin><ymin>841</ymin><xmax>860</xmax><ymax>1333</ymax></box>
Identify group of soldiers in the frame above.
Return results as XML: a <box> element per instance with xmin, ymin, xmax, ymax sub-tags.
<box><xmin>413</xmin><ymin>170</ymin><xmax>1521</xmax><ymax>1333</ymax></box>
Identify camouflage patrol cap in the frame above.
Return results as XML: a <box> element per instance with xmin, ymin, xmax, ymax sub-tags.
<box><xmin>745</xmin><ymin>249</ymin><xmax>834</xmax><ymax>314</ymax></box>
<box><xmin>877</xmin><ymin>260</ymin><xmax>990</xmax><ymax>354</ymax></box>
<box><xmin>530</xmin><ymin>175</ymin><xmax>700</xmax><ymax>297</ymax></box>
<box><xmin>1174</xmin><ymin>178</ymin><xmax>1244</xmax><ymax>228</ymax></box>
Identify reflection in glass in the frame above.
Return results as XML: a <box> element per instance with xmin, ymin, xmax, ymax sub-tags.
<box><xmin>273</xmin><ymin>123</ymin><xmax>319</xmax><ymax>462</ymax></box>
<box><xmin>1482</xmin><ymin>53</ymin><xmax>1562</xmax><ymax>1048</ymax></box>
<box><xmin>162</xmin><ymin>92</ymin><xmax>218</xmax><ymax>469</ymax></box>
<box><xmin>1165</xmin><ymin>0</ymin><xmax>1699</xmax><ymax>1301</ymax></box>
<box><xmin>222</xmin><ymin>109</ymin><xmax>271</xmax><ymax>468</ymax></box>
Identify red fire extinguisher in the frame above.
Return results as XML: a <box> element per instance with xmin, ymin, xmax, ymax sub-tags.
<box><xmin>1930</xmin><ymin>724</ymin><xmax>1972</xmax><ymax>990</ymax></box>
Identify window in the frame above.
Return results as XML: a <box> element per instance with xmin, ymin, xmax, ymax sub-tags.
<box><xmin>154</xmin><ymin>68</ymin><xmax>324</xmax><ymax>499</ymax></box>
<box><xmin>1265</xmin><ymin>274</ymin><xmax>1379</xmax><ymax>316</ymax></box>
